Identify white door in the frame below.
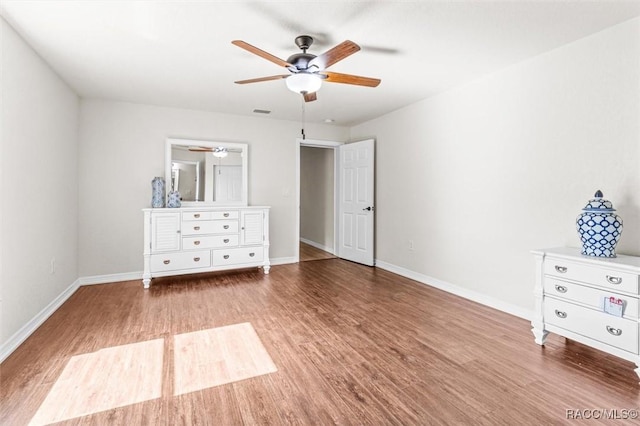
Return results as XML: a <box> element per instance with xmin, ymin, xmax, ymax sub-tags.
<box><xmin>214</xmin><ymin>165</ymin><xmax>243</xmax><ymax>202</ymax></box>
<box><xmin>338</xmin><ymin>139</ymin><xmax>375</xmax><ymax>266</ymax></box>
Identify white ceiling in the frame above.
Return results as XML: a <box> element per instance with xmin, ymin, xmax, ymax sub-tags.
<box><xmin>2</xmin><ymin>1</ymin><xmax>640</xmax><ymax>126</ymax></box>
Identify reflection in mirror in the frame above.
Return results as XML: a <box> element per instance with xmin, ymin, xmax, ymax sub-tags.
<box><xmin>166</xmin><ymin>139</ymin><xmax>248</xmax><ymax>206</ymax></box>
<box><xmin>171</xmin><ymin>154</ymin><xmax>202</xmax><ymax>202</ymax></box>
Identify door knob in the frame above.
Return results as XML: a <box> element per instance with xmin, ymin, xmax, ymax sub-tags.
<box><xmin>363</xmin><ymin>206</ymin><xmax>374</xmax><ymax>211</ymax></box>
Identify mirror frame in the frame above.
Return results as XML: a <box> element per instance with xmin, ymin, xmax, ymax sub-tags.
<box><xmin>165</xmin><ymin>138</ymin><xmax>248</xmax><ymax>207</ymax></box>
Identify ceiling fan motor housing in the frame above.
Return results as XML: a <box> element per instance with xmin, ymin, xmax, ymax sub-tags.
<box><xmin>286</xmin><ymin>53</ymin><xmax>317</xmax><ymax>71</ymax></box>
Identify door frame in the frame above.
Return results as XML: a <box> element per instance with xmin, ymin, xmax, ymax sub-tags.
<box><xmin>294</xmin><ymin>138</ymin><xmax>343</xmax><ymax>263</ymax></box>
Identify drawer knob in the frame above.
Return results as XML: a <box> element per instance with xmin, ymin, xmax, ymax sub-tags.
<box><xmin>194</xmin><ymin>226</ymin><xmax>200</xmax><ymax>231</ymax></box>
<box><xmin>224</xmin><ymin>255</ymin><xmax>230</xmax><ymax>259</ymax></box>
<box><xmin>223</xmin><ymin>213</ymin><xmax>229</xmax><ymax>217</ymax></box>
<box><xmin>554</xmin><ymin>265</ymin><xmax>567</xmax><ymax>273</ymax></box>
<box><xmin>249</xmin><ymin>252</ymin><xmax>255</xmax><ymax>257</ymax></box>
<box><xmin>606</xmin><ymin>326</ymin><xmax>622</xmax><ymax>336</ymax></box>
<box><xmin>554</xmin><ymin>285</ymin><xmax>567</xmax><ymax>293</ymax></box>
<box><xmin>194</xmin><ymin>241</ymin><xmax>200</xmax><ymax>245</ymax></box>
<box><xmin>606</xmin><ymin>275</ymin><xmax>622</xmax><ymax>285</ymax></box>
<box><xmin>555</xmin><ymin>310</ymin><xmax>567</xmax><ymax>319</ymax></box>
<box><xmin>163</xmin><ymin>260</ymin><xmax>170</xmax><ymax>265</ymax></box>
<box><xmin>224</xmin><ymin>225</ymin><xmax>229</xmax><ymax>229</ymax></box>
<box><xmin>194</xmin><ymin>257</ymin><xmax>200</xmax><ymax>262</ymax></box>
<box><xmin>194</xmin><ymin>214</ymin><xmax>200</xmax><ymax>218</ymax></box>
<box><xmin>223</xmin><ymin>239</ymin><xmax>229</xmax><ymax>243</ymax></box>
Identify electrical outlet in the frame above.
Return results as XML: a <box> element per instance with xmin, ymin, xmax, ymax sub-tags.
<box><xmin>50</xmin><ymin>257</ymin><xmax>56</xmax><ymax>274</ymax></box>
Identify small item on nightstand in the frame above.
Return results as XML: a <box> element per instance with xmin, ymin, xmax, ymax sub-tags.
<box><xmin>603</xmin><ymin>296</ymin><xmax>624</xmax><ymax>317</ymax></box>
<box><xmin>576</xmin><ymin>190</ymin><xmax>623</xmax><ymax>258</ymax></box>
<box><xmin>167</xmin><ymin>190</ymin><xmax>181</xmax><ymax>208</ymax></box>
<box><xmin>151</xmin><ymin>177</ymin><xmax>165</xmax><ymax>208</ymax></box>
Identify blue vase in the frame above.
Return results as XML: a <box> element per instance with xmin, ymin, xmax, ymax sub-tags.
<box><xmin>576</xmin><ymin>190</ymin><xmax>623</xmax><ymax>258</ymax></box>
<box><xmin>151</xmin><ymin>177</ymin><xmax>165</xmax><ymax>208</ymax></box>
<box><xmin>167</xmin><ymin>190</ymin><xmax>181</xmax><ymax>208</ymax></box>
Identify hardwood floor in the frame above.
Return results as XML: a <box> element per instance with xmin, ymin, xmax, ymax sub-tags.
<box><xmin>299</xmin><ymin>242</ymin><xmax>336</xmax><ymax>262</ymax></box>
<box><xmin>2</xmin><ymin>259</ymin><xmax>639</xmax><ymax>425</ymax></box>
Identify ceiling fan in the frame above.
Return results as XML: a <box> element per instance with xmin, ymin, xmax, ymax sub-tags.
<box><xmin>232</xmin><ymin>35</ymin><xmax>381</xmax><ymax>102</ymax></box>
<box><xmin>187</xmin><ymin>146</ymin><xmax>230</xmax><ymax>157</ymax></box>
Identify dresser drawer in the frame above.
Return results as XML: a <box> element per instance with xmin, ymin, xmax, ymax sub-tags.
<box><xmin>544</xmin><ymin>278</ymin><xmax>639</xmax><ymax>320</ymax></box>
<box><xmin>544</xmin><ymin>298</ymin><xmax>638</xmax><ymax>354</ymax></box>
<box><xmin>212</xmin><ymin>247</ymin><xmax>264</xmax><ymax>266</ymax></box>
<box><xmin>181</xmin><ymin>220</ymin><xmax>239</xmax><ymax>235</ymax></box>
<box><xmin>182</xmin><ymin>211</ymin><xmax>240</xmax><ymax>221</ymax></box>
<box><xmin>182</xmin><ymin>235</ymin><xmax>239</xmax><ymax>250</ymax></box>
<box><xmin>544</xmin><ymin>259</ymin><xmax>639</xmax><ymax>294</ymax></box>
<box><xmin>150</xmin><ymin>250</ymin><xmax>211</xmax><ymax>272</ymax></box>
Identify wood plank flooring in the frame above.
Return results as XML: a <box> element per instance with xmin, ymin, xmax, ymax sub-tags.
<box><xmin>299</xmin><ymin>242</ymin><xmax>336</xmax><ymax>262</ymax></box>
<box><xmin>2</xmin><ymin>259</ymin><xmax>640</xmax><ymax>425</ymax></box>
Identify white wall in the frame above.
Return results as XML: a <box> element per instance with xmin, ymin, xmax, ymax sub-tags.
<box><xmin>300</xmin><ymin>146</ymin><xmax>335</xmax><ymax>249</ymax></box>
<box><xmin>1</xmin><ymin>18</ymin><xmax>79</xmax><ymax>345</ymax></box>
<box><xmin>78</xmin><ymin>100</ymin><xmax>348</xmax><ymax>276</ymax></box>
<box><xmin>351</xmin><ymin>17</ymin><xmax>640</xmax><ymax>313</ymax></box>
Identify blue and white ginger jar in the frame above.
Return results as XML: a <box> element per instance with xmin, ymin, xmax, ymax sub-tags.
<box><xmin>576</xmin><ymin>190</ymin><xmax>623</xmax><ymax>258</ymax></box>
<box><xmin>151</xmin><ymin>177</ymin><xmax>165</xmax><ymax>208</ymax></box>
<box><xmin>167</xmin><ymin>190</ymin><xmax>181</xmax><ymax>208</ymax></box>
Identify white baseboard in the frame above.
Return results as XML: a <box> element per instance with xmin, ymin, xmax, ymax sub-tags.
<box><xmin>0</xmin><ymin>278</ymin><xmax>80</xmax><ymax>363</ymax></box>
<box><xmin>375</xmin><ymin>260</ymin><xmax>533</xmax><ymax>321</ymax></box>
<box><xmin>300</xmin><ymin>238</ymin><xmax>335</xmax><ymax>255</ymax></box>
<box><xmin>75</xmin><ymin>260</ymin><xmax>301</xmax><ymax>287</ymax></box>
<box><xmin>79</xmin><ymin>262</ymin><xmax>303</xmax><ymax>284</ymax></box>
<box><xmin>79</xmin><ymin>271</ymin><xmax>143</xmax><ymax>286</ymax></box>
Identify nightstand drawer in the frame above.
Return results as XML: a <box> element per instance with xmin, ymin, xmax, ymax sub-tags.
<box><xmin>183</xmin><ymin>235</ymin><xmax>239</xmax><ymax>250</ymax></box>
<box><xmin>544</xmin><ymin>259</ymin><xmax>639</xmax><ymax>294</ymax></box>
<box><xmin>544</xmin><ymin>278</ymin><xmax>639</xmax><ymax>320</ymax></box>
<box><xmin>544</xmin><ymin>298</ymin><xmax>638</xmax><ymax>354</ymax></box>
<box><xmin>181</xmin><ymin>220</ymin><xmax>239</xmax><ymax>235</ymax></box>
<box><xmin>150</xmin><ymin>250</ymin><xmax>211</xmax><ymax>272</ymax></box>
<box><xmin>212</xmin><ymin>247</ymin><xmax>263</xmax><ymax>266</ymax></box>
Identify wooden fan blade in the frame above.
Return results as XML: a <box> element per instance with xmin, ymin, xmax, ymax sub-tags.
<box><xmin>308</xmin><ymin>40</ymin><xmax>360</xmax><ymax>70</ymax></box>
<box><xmin>234</xmin><ymin>75</ymin><xmax>289</xmax><ymax>84</ymax></box>
<box><xmin>303</xmin><ymin>92</ymin><xmax>317</xmax><ymax>102</ymax></box>
<box><xmin>322</xmin><ymin>71</ymin><xmax>381</xmax><ymax>87</ymax></box>
<box><xmin>189</xmin><ymin>147</ymin><xmax>213</xmax><ymax>152</ymax></box>
<box><xmin>232</xmin><ymin>40</ymin><xmax>293</xmax><ymax>68</ymax></box>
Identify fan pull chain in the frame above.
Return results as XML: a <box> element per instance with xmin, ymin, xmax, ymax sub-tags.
<box><xmin>301</xmin><ymin>97</ymin><xmax>306</xmax><ymax>140</ymax></box>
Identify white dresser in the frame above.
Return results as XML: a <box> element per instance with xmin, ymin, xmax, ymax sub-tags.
<box><xmin>142</xmin><ymin>206</ymin><xmax>270</xmax><ymax>288</ymax></box>
<box><xmin>531</xmin><ymin>247</ymin><xmax>640</xmax><ymax>380</ymax></box>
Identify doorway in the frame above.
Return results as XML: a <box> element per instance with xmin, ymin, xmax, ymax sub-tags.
<box><xmin>299</xmin><ymin>145</ymin><xmax>337</xmax><ymax>262</ymax></box>
<box><xmin>295</xmin><ymin>138</ymin><xmax>375</xmax><ymax>265</ymax></box>
<box><xmin>295</xmin><ymin>139</ymin><xmax>341</xmax><ymax>262</ymax></box>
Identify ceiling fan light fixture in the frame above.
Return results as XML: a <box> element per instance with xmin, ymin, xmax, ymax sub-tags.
<box><xmin>286</xmin><ymin>73</ymin><xmax>322</xmax><ymax>94</ymax></box>
<box><xmin>212</xmin><ymin>147</ymin><xmax>228</xmax><ymax>158</ymax></box>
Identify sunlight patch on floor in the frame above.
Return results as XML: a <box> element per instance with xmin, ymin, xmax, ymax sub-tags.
<box><xmin>173</xmin><ymin>322</ymin><xmax>277</xmax><ymax>396</ymax></box>
<box><xmin>29</xmin><ymin>339</ymin><xmax>164</xmax><ymax>426</ymax></box>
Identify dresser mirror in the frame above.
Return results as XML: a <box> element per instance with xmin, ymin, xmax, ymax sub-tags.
<box><xmin>165</xmin><ymin>138</ymin><xmax>248</xmax><ymax>206</ymax></box>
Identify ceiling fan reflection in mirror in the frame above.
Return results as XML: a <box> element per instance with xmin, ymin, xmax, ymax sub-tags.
<box><xmin>232</xmin><ymin>35</ymin><xmax>381</xmax><ymax>102</ymax></box>
<box><xmin>188</xmin><ymin>146</ymin><xmax>229</xmax><ymax>157</ymax></box>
